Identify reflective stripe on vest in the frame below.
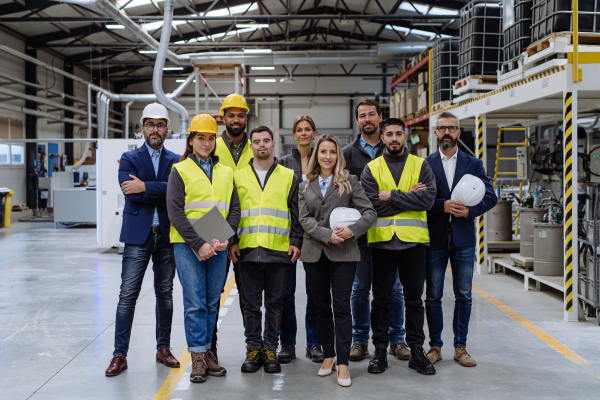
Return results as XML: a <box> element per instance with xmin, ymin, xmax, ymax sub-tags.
<box><xmin>367</xmin><ymin>154</ymin><xmax>430</xmax><ymax>244</ymax></box>
<box><xmin>234</xmin><ymin>164</ymin><xmax>294</xmax><ymax>252</ymax></box>
<box><xmin>169</xmin><ymin>157</ymin><xmax>234</xmax><ymax>243</ymax></box>
<box><xmin>214</xmin><ymin>136</ymin><xmax>253</xmax><ymax>172</ymax></box>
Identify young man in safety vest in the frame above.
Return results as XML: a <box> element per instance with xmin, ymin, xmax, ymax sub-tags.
<box><xmin>361</xmin><ymin>118</ymin><xmax>437</xmax><ymax>375</ymax></box>
<box><xmin>228</xmin><ymin>126</ymin><xmax>302</xmax><ymax>374</ymax></box>
<box><xmin>212</xmin><ymin>93</ymin><xmax>253</xmax><ymax>358</ymax></box>
<box><xmin>424</xmin><ymin>111</ymin><xmax>496</xmax><ymax>368</ymax></box>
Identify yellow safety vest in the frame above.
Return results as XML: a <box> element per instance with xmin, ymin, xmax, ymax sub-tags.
<box><xmin>215</xmin><ymin>136</ymin><xmax>253</xmax><ymax>172</ymax></box>
<box><xmin>234</xmin><ymin>164</ymin><xmax>294</xmax><ymax>252</ymax></box>
<box><xmin>367</xmin><ymin>154</ymin><xmax>430</xmax><ymax>244</ymax></box>
<box><xmin>169</xmin><ymin>157</ymin><xmax>234</xmax><ymax>243</ymax></box>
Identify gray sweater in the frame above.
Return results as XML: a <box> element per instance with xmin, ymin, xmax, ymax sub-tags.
<box><xmin>166</xmin><ymin>154</ymin><xmax>241</xmax><ymax>252</ymax></box>
<box><xmin>360</xmin><ymin>147</ymin><xmax>437</xmax><ymax>250</ymax></box>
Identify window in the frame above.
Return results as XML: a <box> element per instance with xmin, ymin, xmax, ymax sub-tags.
<box><xmin>0</xmin><ymin>118</ymin><xmax>24</xmax><ymax>166</ymax></box>
<box><xmin>11</xmin><ymin>145</ymin><xmax>23</xmax><ymax>164</ymax></box>
<box><xmin>0</xmin><ymin>144</ymin><xmax>8</xmax><ymax>164</ymax></box>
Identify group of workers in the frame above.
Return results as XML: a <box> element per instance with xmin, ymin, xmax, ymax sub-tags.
<box><xmin>106</xmin><ymin>92</ymin><xmax>498</xmax><ymax>388</ymax></box>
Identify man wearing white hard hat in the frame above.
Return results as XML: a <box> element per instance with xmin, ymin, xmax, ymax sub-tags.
<box><xmin>424</xmin><ymin>111</ymin><xmax>497</xmax><ymax>368</ymax></box>
<box><xmin>106</xmin><ymin>102</ymin><xmax>182</xmax><ymax>377</ymax></box>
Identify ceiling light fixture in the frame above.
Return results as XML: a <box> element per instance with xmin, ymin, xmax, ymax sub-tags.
<box><xmin>107</xmin><ymin>24</ymin><xmax>125</xmax><ymax>29</ymax></box>
<box><xmin>255</xmin><ymin>79</ymin><xmax>276</xmax><ymax>82</ymax></box>
<box><xmin>164</xmin><ymin>67</ymin><xmax>184</xmax><ymax>70</ymax></box>
<box><xmin>244</xmin><ymin>49</ymin><xmax>272</xmax><ymax>53</ymax></box>
<box><xmin>236</xmin><ymin>23</ymin><xmax>269</xmax><ymax>28</ymax></box>
<box><xmin>251</xmin><ymin>66</ymin><xmax>275</xmax><ymax>70</ymax></box>
<box><xmin>139</xmin><ymin>50</ymin><xmax>157</xmax><ymax>54</ymax></box>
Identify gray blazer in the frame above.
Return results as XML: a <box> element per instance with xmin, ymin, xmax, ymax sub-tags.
<box><xmin>299</xmin><ymin>174</ymin><xmax>376</xmax><ymax>263</ymax></box>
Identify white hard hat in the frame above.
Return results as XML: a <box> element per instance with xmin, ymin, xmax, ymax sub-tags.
<box><xmin>330</xmin><ymin>207</ymin><xmax>362</xmax><ymax>230</ymax></box>
<box><xmin>451</xmin><ymin>174</ymin><xmax>486</xmax><ymax>206</ymax></box>
<box><xmin>140</xmin><ymin>102</ymin><xmax>170</xmax><ymax>126</ymax></box>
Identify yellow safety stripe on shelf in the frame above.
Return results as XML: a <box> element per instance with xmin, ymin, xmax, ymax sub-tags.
<box><xmin>564</xmin><ymin>92</ymin><xmax>574</xmax><ymax>313</ymax></box>
<box><xmin>431</xmin><ymin>64</ymin><xmax>567</xmax><ymax>116</ymax></box>
<box><xmin>567</xmin><ymin>52</ymin><xmax>600</xmax><ymax>64</ymax></box>
<box><xmin>477</xmin><ymin>116</ymin><xmax>485</xmax><ymax>268</ymax></box>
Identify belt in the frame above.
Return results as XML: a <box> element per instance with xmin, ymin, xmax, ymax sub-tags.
<box><xmin>151</xmin><ymin>226</ymin><xmax>161</xmax><ymax>234</ymax></box>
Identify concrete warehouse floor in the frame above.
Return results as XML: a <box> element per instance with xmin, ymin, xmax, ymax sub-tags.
<box><xmin>2</xmin><ymin>222</ymin><xmax>600</xmax><ymax>400</ymax></box>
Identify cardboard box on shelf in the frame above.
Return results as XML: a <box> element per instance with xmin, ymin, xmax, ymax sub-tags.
<box><xmin>418</xmin><ymin>91</ymin><xmax>428</xmax><ymax>111</ymax></box>
<box><xmin>407</xmin><ymin>96</ymin><xmax>419</xmax><ymax>115</ymax></box>
<box><xmin>418</xmin><ymin>72</ymin><xmax>428</xmax><ymax>85</ymax></box>
<box><xmin>417</xmin><ymin>147</ymin><xmax>428</xmax><ymax>159</ymax></box>
<box><xmin>417</xmin><ymin>83</ymin><xmax>426</xmax><ymax>95</ymax></box>
<box><xmin>390</xmin><ymin>97</ymin><xmax>395</xmax><ymax>118</ymax></box>
<box><xmin>412</xmin><ymin>129</ymin><xmax>429</xmax><ymax>145</ymax></box>
<box><xmin>399</xmin><ymin>91</ymin><xmax>407</xmax><ymax>118</ymax></box>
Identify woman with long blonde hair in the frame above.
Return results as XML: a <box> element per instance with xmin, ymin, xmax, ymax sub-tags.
<box><xmin>276</xmin><ymin>115</ymin><xmax>324</xmax><ymax>364</ymax></box>
<box><xmin>298</xmin><ymin>133</ymin><xmax>376</xmax><ymax>387</ymax></box>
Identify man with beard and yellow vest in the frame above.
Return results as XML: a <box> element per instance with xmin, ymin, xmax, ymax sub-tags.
<box><xmin>360</xmin><ymin>118</ymin><xmax>437</xmax><ymax>377</ymax></box>
<box><xmin>228</xmin><ymin>126</ymin><xmax>302</xmax><ymax>375</ymax></box>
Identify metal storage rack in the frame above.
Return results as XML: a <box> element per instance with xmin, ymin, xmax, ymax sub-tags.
<box><xmin>432</xmin><ymin>38</ymin><xmax>460</xmax><ymax>104</ymax></box>
<box><xmin>428</xmin><ymin>4</ymin><xmax>600</xmax><ymax>322</ymax></box>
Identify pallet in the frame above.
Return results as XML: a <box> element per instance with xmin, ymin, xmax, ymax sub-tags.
<box><xmin>431</xmin><ymin>101</ymin><xmax>453</xmax><ymax>112</ymax></box>
<box><xmin>454</xmin><ymin>75</ymin><xmax>498</xmax><ymax>90</ymax></box>
<box><xmin>526</xmin><ymin>32</ymin><xmax>600</xmax><ymax>57</ymax></box>
<box><xmin>400</xmin><ymin>117</ymin><xmax>407</xmax><ymax>122</ymax></box>
<box><xmin>406</xmin><ymin>113</ymin><xmax>416</xmax><ymax>121</ymax></box>
<box><xmin>417</xmin><ymin>107</ymin><xmax>428</xmax><ymax>117</ymax></box>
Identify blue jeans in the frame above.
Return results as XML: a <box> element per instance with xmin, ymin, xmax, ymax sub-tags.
<box><xmin>352</xmin><ymin>236</ymin><xmax>406</xmax><ymax>345</ymax></box>
<box><xmin>174</xmin><ymin>243</ymin><xmax>228</xmax><ymax>353</ymax></box>
<box><xmin>425</xmin><ymin>245</ymin><xmax>476</xmax><ymax>348</ymax></box>
<box><xmin>280</xmin><ymin>261</ymin><xmax>321</xmax><ymax>346</ymax></box>
<box><xmin>113</xmin><ymin>232</ymin><xmax>175</xmax><ymax>357</ymax></box>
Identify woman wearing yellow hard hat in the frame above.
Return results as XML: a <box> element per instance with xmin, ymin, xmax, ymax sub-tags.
<box><xmin>166</xmin><ymin>114</ymin><xmax>240</xmax><ymax>384</ymax></box>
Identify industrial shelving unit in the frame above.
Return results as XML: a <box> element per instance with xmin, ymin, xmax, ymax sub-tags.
<box><xmin>428</xmin><ymin>5</ymin><xmax>597</xmax><ymax>322</ymax></box>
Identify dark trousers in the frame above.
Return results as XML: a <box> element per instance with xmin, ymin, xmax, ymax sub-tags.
<box><xmin>372</xmin><ymin>245</ymin><xmax>426</xmax><ymax>349</ymax></box>
<box><xmin>280</xmin><ymin>261</ymin><xmax>321</xmax><ymax>346</ymax></box>
<box><xmin>113</xmin><ymin>232</ymin><xmax>176</xmax><ymax>357</ymax></box>
<box><xmin>211</xmin><ymin>260</ymin><xmax>245</xmax><ymax>352</ymax></box>
<box><xmin>239</xmin><ymin>261</ymin><xmax>290</xmax><ymax>351</ymax></box>
<box><xmin>304</xmin><ymin>253</ymin><xmax>356</xmax><ymax>366</ymax></box>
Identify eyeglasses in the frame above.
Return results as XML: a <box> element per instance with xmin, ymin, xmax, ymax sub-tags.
<box><xmin>145</xmin><ymin>123</ymin><xmax>167</xmax><ymax>131</ymax></box>
<box><xmin>436</xmin><ymin>126</ymin><xmax>459</xmax><ymax>133</ymax></box>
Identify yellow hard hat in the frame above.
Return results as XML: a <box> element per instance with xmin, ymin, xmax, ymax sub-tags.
<box><xmin>188</xmin><ymin>114</ymin><xmax>219</xmax><ymax>134</ymax></box>
<box><xmin>220</xmin><ymin>93</ymin><xmax>249</xmax><ymax>115</ymax></box>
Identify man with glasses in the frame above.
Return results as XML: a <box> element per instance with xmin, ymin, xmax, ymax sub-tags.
<box><xmin>106</xmin><ymin>103</ymin><xmax>182</xmax><ymax>377</ymax></box>
<box><xmin>424</xmin><ymin>111</ymin><xmax>497</xmax><ymax>368</ymax></box>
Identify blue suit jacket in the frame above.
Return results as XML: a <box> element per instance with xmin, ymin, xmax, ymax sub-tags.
<box><xmin>118</xmin><ymin>145</ymin><xmax>181</xmax><ymax>245</ymax></box>
<box><xmin>426</xmin><ymin>148</ymin><xmax>498</xmax><ymax>248</ymax></box>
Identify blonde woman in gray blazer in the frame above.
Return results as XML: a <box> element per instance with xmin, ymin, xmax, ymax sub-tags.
<box><xmin>299</xmin><ymin>133</ymin><xmax>376</xmax><ymax>387</ymax></box>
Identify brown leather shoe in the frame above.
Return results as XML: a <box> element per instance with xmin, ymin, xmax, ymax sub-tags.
<box><xmin>190</xmin><ymin>352</ymin><xmax>208</xmax><ymax>383</ymax></box>
<box><xmin>206</xmin><ymin>349</ymin><xmax>227</xmax><ymax>376</ymax></box>
<box><xmin>105</xmin><ymin>355</ymin><xmax>128</xmax><ymax>377</ymax></box>
<box><xmin>389</xmin><ymin>343</ymin><xmax>411</xmax><ymax>360</ymax></box>
<box><xmin>454</xmin><ymin>346</ymin><xmax>477</xmax><ymax>367</ymax></box>
<box><xmin>156</xmin><ymin>348</ymin><xmax>180</xmax><ymax>368</ymax></box>
<box><xmin>348</xmin><ymin>343</ymin><xmax>369</xmax><ymax>362</ymax></box>
<box><xmin>427</xmin><ymin>346</ymin><xmax>442</xmax><ymax>365</ymax></box>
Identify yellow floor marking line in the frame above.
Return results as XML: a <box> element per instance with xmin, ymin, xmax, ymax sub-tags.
<box><xmin>153</xmin><ymin>274</ymin><xmax>237</xmax><ymax>400</ymax></box>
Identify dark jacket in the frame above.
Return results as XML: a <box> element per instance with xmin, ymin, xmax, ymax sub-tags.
<box><xmin>426</xmin><ymin>148</ymin><xmax>497</xmax><ymax>248</ymax></box>
<box><xmin>166</xmin><ymin>155</ymin><xmax>240</xmax><ymax>252</ymax></box>
<box><xmin>118</xmin><ymin>144</ymin><xmax>181</xmax><ymax>245</ymax></box>
<box><xmin>277</xmin><ymin>147</ymin><xmax>312</xmax><ymax>180</ymax></box>
<box><xmin>361</xmin><ymin>147</ymin><xmax>437</xmax><ymax>250</ymax></box>
<box><xmin>234</xmin><ymin>158</ymin><xmax>303</xmax><ymax>264</ymax></box>
<box><xmin>299</xmin><ymin>175</ymin><xmax>376</xmax><ymax>263</ymax></box>
<box><xmin>342</xmin><ymin>134</ymin><xmax>384</xmax><ymax>178</ymax></box>
<box><xmin>221</xmin><ymin>129</ymin><xmax>248</xmax><ymax>164</ymax></box>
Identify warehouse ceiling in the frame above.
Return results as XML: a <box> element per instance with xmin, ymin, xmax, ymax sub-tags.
<box><xmin>0</xmin><ymin>0</ymin><xmax>463</xmax><ymax>85</ymax></box>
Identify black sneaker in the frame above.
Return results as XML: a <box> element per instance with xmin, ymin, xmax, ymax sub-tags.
<box><xmin>306</xmin><ymin>345</ymin><xmax>325</xmax><ymax>362</ymax></box>
<box><xmin>367</xmin><ymin>347</ymin><xmax>388</xmax><ymax>374</ymax></box>
<box><xmin>262</xmin><ymin>348</ymin><xmax>282</xmax><ymax>373</ymax></box>
<box><xmin>277</xmin><ymin>345</ymin><xmax>296</xmax><ymax>363</ymax></box>
<box><xmin>408</xmin><ymin>346</ymin><xmax>436</xmax><ymax>375</ymax></box>
<box><xmin>241</xmin><ymin>345</ymin><xmax>263</xmax><ymax>373</ymax></box>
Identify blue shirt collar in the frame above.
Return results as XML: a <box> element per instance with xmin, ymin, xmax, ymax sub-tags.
<box><xmin>319</xmin><ymin>174</ymin><xmax>332</xmax><ymax>184</ymax></box>
<box><xmin>197</xmin><ymin>154</ymin><xmax>212</xmax><ymax>165</ymax></box>
<box><xmin>359</xmin><ymin>134</ymin><xmax>381</xmax><ymax>149</ymax></box>
<box><xmin>145</xmin><ymin>142</ymin><xmax>163</xmax><ymax>157</ymax></box>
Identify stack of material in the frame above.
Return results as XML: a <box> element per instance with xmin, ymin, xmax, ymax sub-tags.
<box><xmin>458</xmin><ymin>0</ymin><xmax>504</xmax><ymax>79</ymax></box>
<box><xmin>531</xmin><ymin>0</ymin><xmax>600</xmax><ymax>42</ymax></box>
<box><xmin>502</xmin><ymin>0</ymin><xmax>533</xmax><ymax>69</ymax></box>
<box><xmin>404</xmin><ymin>88</ymin><xmax>420</xmax><ymax>120</ymax></box>
<box><xmin>431</xmin><ymin>38</ymin><xmax>459</xmax><ymax>106</ymax></box>
<box><xmin>417</xmin><ymin>72</ymin><xmax>429</xmax><ymax>115</ymax></box>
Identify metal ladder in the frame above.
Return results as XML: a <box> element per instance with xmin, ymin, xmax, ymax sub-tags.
<box><xmin>493</xmin><ymin>127</ymin><xmax>528</xmax><ymax>235</ymax></box>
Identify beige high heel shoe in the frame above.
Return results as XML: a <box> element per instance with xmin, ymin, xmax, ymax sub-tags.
<box><xmin>318</xmin><ymin>357</ymin><xmax>337</xmax><ymax>376</ymax></box>
<box><xmin>337</xmin><ymin>368</ymin><xmax>351</xmax><ymax>387</ymax></box>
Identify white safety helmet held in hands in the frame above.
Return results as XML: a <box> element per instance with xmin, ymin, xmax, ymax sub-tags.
<box><xmin>451</xmin><ymin>174</ymin><xmax>485</xmax><ymax>206</ymax></box>
<box><xmin>140</xmin><ymin>102</ymin><xmax>170</xmax><ymax>126</ymax></box>
<box><xmin>330</xmin><ymin>207</ymin><xmax>362</xmax><ymax>230</ymax></box>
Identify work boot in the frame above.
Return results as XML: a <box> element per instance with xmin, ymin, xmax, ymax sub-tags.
<box><xmin>408</xmin><ymin>346</ymin><xmax>436</xmax><ymax>375</ymax></box>
<box><xmin>190</xmin><ymin>352</ymin><xmax>208</xmax><ymax>383</ymax></box>
<box><xmin>389</xmin><ymin>343</ymin><xmax>411</xmax><ymax>360</ymax></box>
<box><xmin>349</xmin><ymin>343</ymin><xmax>369</xmax><ymax>362</ymax></box>
<box><xmin>262</xmin><ymin>348</ymin><xmax>282</xmax><ymax>373</ymax></box>
<box><xmin>206</xmin><ymin>349</ymin><xmax>227</xmax><ymax>376</ymax></box>
<box><xmin>427</xmin><ymin>346</ymin><xmax>442</xmax><ymax>365</ymax></box>
<box><xmin>367</xmin><ymin>347</ymin><xmax>388</xmax><ymax>374</ymax></box>
<box><xmin>454</xmin><ymin>346</ymin><xmax>477</xmax><ymax>367</ymax></box>
<box><xmin>277</xmin><ymin>345</ymin><xmax>296</xmax><ymax>364</ymax></box>
<box><xmin>156</xmin><ymin>348</ymin><xmax>180</xmax><ymax>368</ymax></box>
<box><xmin>105</xmin><ymin>355</ymin><xmax>127</xmax><ymax>377</ymax></box>
<box><xmin>306</xmin><ymin>345</ymin><xmax>325</xmax><ymax>362</ymax></box>
<box><xmin>241</xmin><ymin>345</ymin><xmax>263</xmax><ymax>373</ymax></box>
